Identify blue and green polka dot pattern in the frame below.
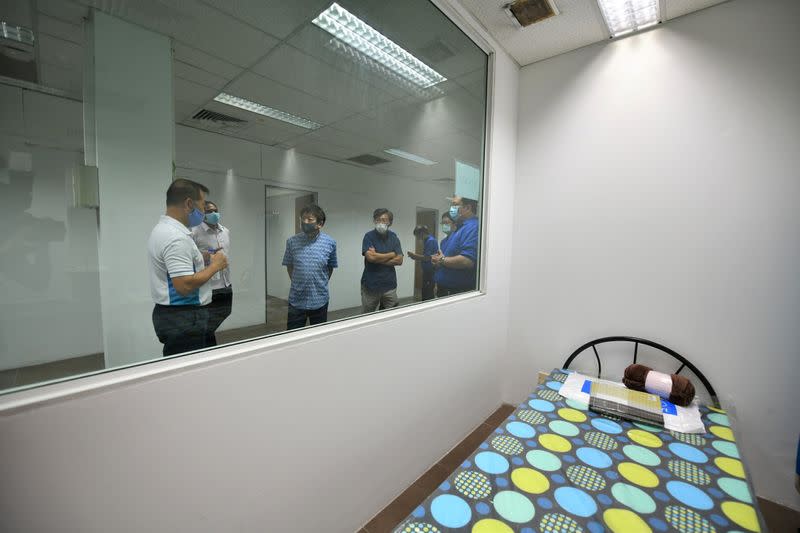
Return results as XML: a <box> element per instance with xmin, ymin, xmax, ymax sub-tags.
<box><xmin>395</xmin><ymin>369</ymin><xmax>766</xmax><ymax>533</ymax></box>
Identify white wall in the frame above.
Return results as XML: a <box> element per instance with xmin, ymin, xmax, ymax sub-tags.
<box><xmin>509</xmin><ymin>0</ymin><xmax>800</xmax><ymax>510</ymax></box>
<box><xmin>0</xmin><ymin>8</ymin><xmax>519</xmax><ymax>533</ymax></box>
<box><xmin>89</xmin><ymin>12</ymin><xmax>175</xmax><ymax>368</ymax></box>
<box><xmin>0</xmin><ymin>87</ymin><xmax>103</xmax><ymax>370</ymax></box>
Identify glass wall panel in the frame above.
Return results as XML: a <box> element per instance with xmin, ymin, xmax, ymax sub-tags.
<box><xmin>0</xmin><ymin>0</ymin><xmax>488</xmax><ymax>392</ymax></box>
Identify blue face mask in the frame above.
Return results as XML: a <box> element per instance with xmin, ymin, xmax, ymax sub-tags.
<box><xmin>188</xmin><ymin>205</ymin><xmax>205</xmax><ymax>227</ymax></box>
<box><xmin>441</xmin><ymin>223</ymin><xmax>452</xmax><ymax>235</ymax></box>
<box><xmin>205</xmin><ymin>212</ymin><xmax>221</xmax><ymax>225</ymax></box>
<box><xmin>449</xmin><ymin>205</ymin><xmax>460</xmax><ymax>220</ymax></box>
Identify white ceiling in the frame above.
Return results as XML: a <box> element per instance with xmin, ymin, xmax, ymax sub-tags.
<box><xmin>456</xmin><ymin>0</ymin><xmax>729</xmax><ymax>66</ymax></box>
<box><xmin>24</xmin><ymin>0</ymin><xmax>488</xmax><ymax>182</ymax></box>
<box><xmin>18</xmin><ymin>0</ymin><xmax>730</xmax><ymax>182</ymax></box>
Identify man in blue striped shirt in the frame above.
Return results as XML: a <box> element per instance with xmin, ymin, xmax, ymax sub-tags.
<box><xmin>282</xmin><ymin>204</ymin><xmax>338</xmax><ymax>330</ymax></box>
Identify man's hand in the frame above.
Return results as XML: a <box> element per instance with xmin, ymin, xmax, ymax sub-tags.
<box><xmin>431</xmin><ymin>251</ymin><xmax>443</xmax><ymax>266</ymax></box>
<box><xmin>210</xmin><ymin>250</ymin><xmax>228</xmax><ymax>271</ymax></box>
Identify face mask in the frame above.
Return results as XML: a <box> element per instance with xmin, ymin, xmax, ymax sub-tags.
<box><xmin>205</xmin><ymin>212</ymin><xmax>220</xmax><ymax>225</ymax></box>
<box><xmin>301</xmin><ymin>222</ymin><xmax>317</xmax><ymax>234</ymax></box>
<box><xmin>449</xmin><ymin>205</ymin><xmax>461</xmax><ymax>220</ymax></box>
<box><xmin>188</xmin><ymin>205</ymin><xmax>205</xmax><ymax>227</ymax></box>
<box><xmin>441</xmin><ymin>223</ymin><xmax>452</xmax><ymax>235</ymax></box>
<box><xmin>375</xmin><ymin>223</ymin><xmax>389</xmax><ymax>235</ymax></box>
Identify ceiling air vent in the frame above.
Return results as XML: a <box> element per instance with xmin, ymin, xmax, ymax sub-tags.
<box><xmin>418</xmin><ymin>38</ymin><xmax>455</xmax><ymax>64</ymax></box>
<box><xmin>191</xmin><ymin>109</ymin><xmax>247</xmax><ymax>124</ymax></box>
<box><xmin>504</xmin><ymin>0</ymin><xmax>559</xmax><ymax>27</ymax></box>
<box><xmin>346</xmin><ymin>154</ymin><xmax>390</xmax><ymax>166</ymax></box>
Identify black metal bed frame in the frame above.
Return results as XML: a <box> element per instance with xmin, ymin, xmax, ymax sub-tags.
<box><xmin>562</xmin><ymin>336</ymin><xmax>720</xmax><ymax>408</ymax></box>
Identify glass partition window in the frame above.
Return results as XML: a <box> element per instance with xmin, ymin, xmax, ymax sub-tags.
<box><xmin>0</xmin><ymin>0</ymin><xmax>488</xmax><ymax>393</ymax></box>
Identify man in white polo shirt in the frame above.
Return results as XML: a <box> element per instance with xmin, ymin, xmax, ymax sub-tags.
<box><xmin>148</xmin><ymin>179</ymin><xmax>228</xmax><ymax>356</ymax></box>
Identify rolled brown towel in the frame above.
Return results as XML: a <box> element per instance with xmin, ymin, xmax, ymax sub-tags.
<box><xmin>623</xmin><ymin>363</ymin><xmax>696</xmax><ymax>407</ymax></box>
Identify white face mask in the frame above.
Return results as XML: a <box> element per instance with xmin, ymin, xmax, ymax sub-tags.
<box><xmin>375</xmin><ymin>223</ymin><xmax>389</xmax><ymax>235</ymax></box>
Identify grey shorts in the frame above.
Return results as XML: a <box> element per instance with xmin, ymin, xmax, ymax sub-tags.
<box><xmin>361</xmin><ymin>285</ymin><xmax>399</xmax><ymax>313</ymax></box>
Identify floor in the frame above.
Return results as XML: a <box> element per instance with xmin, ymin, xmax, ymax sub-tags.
<box><xmin>357</xmin><ymin>404</ymin><xmax>800</xmax><ymax>533</ymax></box>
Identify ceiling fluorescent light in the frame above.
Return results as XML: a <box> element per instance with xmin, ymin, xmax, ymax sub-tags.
<box><xmin>213</xmin><ymin>92</ymin><xmax>322</xmax><ymax>130</ymax></box>
<box><xmin>313</xmin><ymin>2</ymin><xmax>446</xmax><ymax>89</ymax></box>
<box><xmin>596</xmin><ymin>0</ymin><xmax>660</xmax><ymax>38</ymax></box>
<box><xmin>1</xmin><ymin>21</ymin><xmax>35</xmax><ymax>46</ymax></box>
<box><xmin>384</xmin><ymin>148</ymin><xmax>437</xmax><ymax>166</ymax></box>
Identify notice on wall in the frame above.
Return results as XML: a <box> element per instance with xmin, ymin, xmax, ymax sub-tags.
<box><xmin>455</xmin><ymin>160</ymin><xmax>480</xmax><ymax>201</ymax></box>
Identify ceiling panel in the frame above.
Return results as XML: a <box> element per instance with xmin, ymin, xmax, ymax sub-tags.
<box><xmin>225</xmin><ymin>72</ymin><xmax>356</xmax><ymax>126</ymax></box>
<box><xmin>337</xmin><ymin>0</ymin><xmax>488</xmax><ymax>80</ymax></box>
<box><xmin>180</xmin><ymin>100</ymin><xmax>312</xmax><ymax>147</ymax></box>
<box><xmin>37</xmin><ymin>0</ymin><xmax>89</xmax><ymax>25</ymax></box>
<box><xmin>279</xmin><ymin>137</ymin><xmax>367</xmax><ymax>162</ymax></box>
<box><xmin>286</xmin><ymin>25</ymin><xmax>414</xmax><ymax>100</ymax></box>
<box><xmin>457</xmin><ymin>0</ymin><xmax>731</xmax><ymax>67</ymax></box>
<box><xmin>78</xmin><ymin>0</ymin><xmax>279</xmax><ymax>67</ymax></box>
<box><xmin>666</xmin><ymin>0</ymin><xmax>729</xmax><ymax>19</ymax></box>
<box><xmin>174</xmin><ymin>77</ymin><xmax>219</xmax><ymax>106</ymax></box>
<box><xmin>198</xmin><ymin>0</ymin><xmax>331</xmax><ymax>40</ymax></box>
<box><xmin>172</xmin><ymin>42</ymin><xmax>243</xmax><ymax>80</ymax></box>
<box><xmin>37</xmin><ymin>34</ymin><xmax>83</xmax><ymax>72</ymax></box>
<box><xmin>252</xmin><ymin>44</ymin><xmax>397</xmax><ymax>115</ymax></box>
<box><xmin>174</xmin><ymin>61</ymin><xmax>229</xmax><ymax>90</ymax></box>
<box><xmin>37</xmin><ymin>14</ymin><xmax>83</xmax><ymax>45</ymax></box>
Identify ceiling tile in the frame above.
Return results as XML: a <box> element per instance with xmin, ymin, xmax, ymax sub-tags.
<box><xmin>175</xmin><ymin>100</ymin><xmax>200</xmax><ymax>123</ymax></box>
<box><xmin>78</xmin><ymin>0</ymin><xmax>279</xmax><ymax>67</ymax></box>
<box><xmin>37</xmin><ymin>14</ymin><xmax>83</xmax><ymax>44</ymax></box>
<box><xmin>665</xmin><ymin>0</ymin><xmax>728</xmax><ymax>19</ymax></box>
<box><xmin>286</xmin><ymin>25</ymin><xmax>413</xmax><ymax>100</ymax></box>
<box><xmin>252</xmin><ymin>44</ymin><xmax>397</xmax><ymax>114</ymax></box>
<box><xmin>173</xmin><ymin>77</ymin><xmax>219</xmax><ymax>106</ymax></box>
<box><xmin>225</xmin><ymin>72</ymin><xmax>353</xmax><ymax>126</ymax></box>
<box><xmin>337</xmin><ymin>0</ymin><xmax>487</xmax><ymax>80</ymax></box>
<box><xmin>280</xmin><ymin>137</ymin><xmax>365</xmax><ymax>162</ymax></box>
<box><xmin>37</xmin><ymin>0</ymin><xmax>89</xmax><ymax>25</ymax></box>
<box><xmin>197</xmin><ymin>0</ymin><xmax>331</xmax><ymax>40</ymax></box>
<box><xmin>172</xmin><ymin>42</ymin><xmax>243</xmax><ymax>80</ymax></box>
<box><xmin>37</xmin><ymin>34</ymin><xmax>83</xmax><ymax>71</ymax></box>
<box><xmin>174</xmin><ymin>61</ymin><xmax>229</xmax><ymax>90</ymax></box>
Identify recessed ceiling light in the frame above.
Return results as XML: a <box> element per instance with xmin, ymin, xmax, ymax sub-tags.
<box><xmin>384</xmin><ymin>148</ymin><xmax>437</xmax><ymax>166</ymax></box>
<box><xmin>213</xmin><ymin>92</ymin><xmax>322</xmax><ymax>130</ymax></box>
<box><xmin>596</xmin><ymin>0</ymin><xmax>660</xmax><ymax>38</ymax></box>
<box><xmin>313</xmin><ymin>2</ymin><xmax>446</xmax><ymax>89</ymax></box>
<box><xmin>1</xmin><ymin>21</ymin><xmax>35</xmax><ymax>46</ymax></box>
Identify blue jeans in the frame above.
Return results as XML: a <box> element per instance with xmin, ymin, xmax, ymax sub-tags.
<box><xmin>287</xmin><ymin>302</ymin><xmax>329</xmax><ymax>330</ymax></box>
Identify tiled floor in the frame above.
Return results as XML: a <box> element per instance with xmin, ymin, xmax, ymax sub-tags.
<box><xmin>358</xmin><ymin>404</ymin><xmax>800</xmax><ymax>533</ymax></box>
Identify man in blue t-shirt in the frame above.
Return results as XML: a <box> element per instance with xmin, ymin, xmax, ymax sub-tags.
<box><xmin>361</xmin><ymin>208</ymin><xmax>403</xmax><ymax>312</ymax></box>
<box><xmin>432</xmin><ymin>196</ymin><xmax>479</xmax><ymax>297</ymax></box>
<box><xmin>282</xmin><ymin>204</ymin><xmax>338</xmax><ymax>330</ymax></box>
<box><xmin>407</xmin><ymin>225</ymin><xmax>438</xmax><ymax>301</ymax></box>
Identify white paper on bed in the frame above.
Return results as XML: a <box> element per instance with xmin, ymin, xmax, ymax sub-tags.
<box><xmin>559</xmin><ymin>372</ymin><xmax>706</xmax><ymax>434</ymax></box>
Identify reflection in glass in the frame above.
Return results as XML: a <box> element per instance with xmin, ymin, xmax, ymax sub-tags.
<box><xmin>0</xmin><ymin>0</ymin><xmax>488</xmax><ymax>393</ymax></box>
